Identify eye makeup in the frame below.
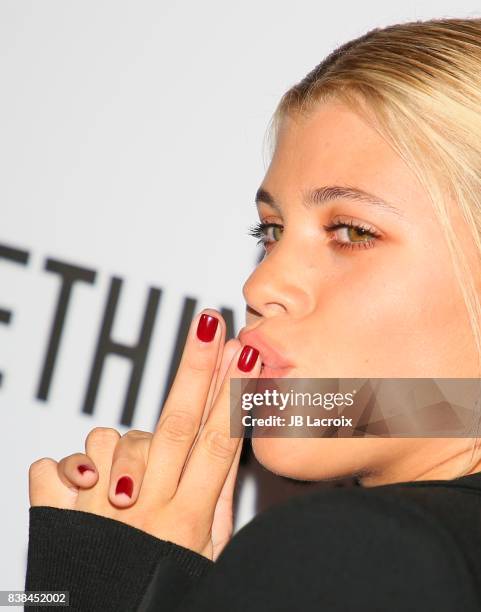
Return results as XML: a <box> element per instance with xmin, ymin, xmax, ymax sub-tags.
<box><xmin>247</xmin><ymin>216</ymin><xmax>382</xmax><ymax>252</ymax></box>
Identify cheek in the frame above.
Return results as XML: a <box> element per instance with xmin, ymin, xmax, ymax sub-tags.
<box><xmin>299</xmin><ymin>251</ymin><xmax>473</xmax><ymax>376</ymax></box>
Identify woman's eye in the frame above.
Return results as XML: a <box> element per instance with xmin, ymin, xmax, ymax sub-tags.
<box><xmin>247</xmin><ymin>222</ymin><xmax>284</xmax><ymax>249</ymax></box>
<box><xmin>322</xmin><ymin>219</ymin><xmax>381</xmax><ymax>251</ymax></box>
<box><xmin>246</xmin><ymin>218</ymin><xmax>381</xmax><ymax>252</ymax></box>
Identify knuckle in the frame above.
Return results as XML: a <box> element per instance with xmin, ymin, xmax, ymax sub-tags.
<box><xmin>184</xmin><ymin>350</ymin><xmax>215</xmax><ymax>373</ymax></box>
<box><xmin>86</xmin><ymin>427</ymin><xmax>120</xmax><ymax>447</ymax></box>
<box><xmin>159</xmin><ymin>412</ymin><xmax>197</xmax><ymax>442</ymax></box>
<box><xmin>120</xmin><ymin>430</ymin><xmax>152</xmax><ymax>460</ymax></box>
<box><xmin>186</xmin><ymin>354</ymin><xmax>213</xmax><ymax>373</ymax></box>
<box><xmin>122</xmin><ymin>429</ymin><xmax>152</xmax><ymax>442</ymax></box>
<box><xmin>29</xmin><ymin>457</ymin><xmax>55</xmax><ymax>479</ymax></box>
<box><xmin>202</xmin><ymin>429</ymin><xmax>236</xmax><ymax>460</ymax></box>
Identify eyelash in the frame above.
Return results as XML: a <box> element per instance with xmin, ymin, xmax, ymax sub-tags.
<box><xmin>247</xmin><ymin>219</ymin><xmax>382</xmax><ymax>251</ymax></box>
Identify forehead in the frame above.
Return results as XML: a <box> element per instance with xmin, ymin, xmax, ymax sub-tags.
<box><xmin>264</xmin><ymin>100</ymin><xmax>424</xmax><ymax>214</ymax></box>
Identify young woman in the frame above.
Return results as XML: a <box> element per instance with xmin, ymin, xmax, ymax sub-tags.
<box><xmin>26</xmin><ymin>16</ymin><xmax>481</xmax><ymax>611</ymax></box>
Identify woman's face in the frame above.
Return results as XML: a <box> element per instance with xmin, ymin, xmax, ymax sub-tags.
<box><xmin>239</xmin><ymin>99</ymin><xmax>481</xmax><ymax>485</ymax></box>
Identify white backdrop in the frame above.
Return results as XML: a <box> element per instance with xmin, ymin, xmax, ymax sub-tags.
<box><xmin>2</xmin><ymin>0</ymin><xmax>480</xmax><ymax>597</ymax></box>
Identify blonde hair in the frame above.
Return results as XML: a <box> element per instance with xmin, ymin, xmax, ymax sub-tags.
<box><xmin>265</xmin><ymin>17</ymin><xmax>481</xmax><ymax>477</ymax></box>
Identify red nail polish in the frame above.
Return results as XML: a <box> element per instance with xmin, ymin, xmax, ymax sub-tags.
<box><xmin>238</xmin><ymin>345</ymin><xmax>260</xmax><ymax>372</ymax></box>
<box><xmin>115</xmin><ymin>476</ymin><xmax>134</xmax><ymax>497</ymax></box>
<box><xmin>78</xmin><ymin>464</ymin><xmax>95</xmax><ymax>475</ymax></box>
<box><xmin>196</xmin><ymin>314</ymin><xmax>219</xmax><ymax>342</ymax></box>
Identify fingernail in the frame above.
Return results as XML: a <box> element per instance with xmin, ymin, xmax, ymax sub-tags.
<box><xmin>196</xmin><ymin>313</ymin><xmax>219</xmax><ymax>342</ymax></box>
<box><xmin>78</xmin><ymin>464</ymin><xmax>95</xmax><ymax>475</ymax></box>
<box><xmin>115</xmin><ymin>475</ymin><xmax>134</xmax><ymax>498</ymax></box>
<box><xmin>238</xmin><ymin>345</ymin><xmax>260</xmax><ymax>372</ymax></box>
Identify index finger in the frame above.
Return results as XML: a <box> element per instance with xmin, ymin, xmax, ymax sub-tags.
<box><xmin>142</xmin><ymin>309</ymin><xmax>225</xmax><ymax>500</ymax></box>
<box><xmin>180</xmin><ymin>338</ymin><xmax>241</xmax><ymax>474</ymax></box>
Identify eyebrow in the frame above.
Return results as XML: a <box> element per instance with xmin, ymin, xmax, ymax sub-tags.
<box><xmin>255</xmin><ymin>185</ymin><xmax>404</xmax><ymax>217</ymax></box>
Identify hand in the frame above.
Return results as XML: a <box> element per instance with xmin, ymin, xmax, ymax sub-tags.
<box><xmin>28</xmin><ymin>309</ymin><xmax>261</xmax><ymax>560</ymax></box>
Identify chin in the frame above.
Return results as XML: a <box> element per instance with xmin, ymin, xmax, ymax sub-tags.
<box><xmin>251</xmin><ymin>436</ymin><xmax>377</xmax><ymax>482</ymax></box>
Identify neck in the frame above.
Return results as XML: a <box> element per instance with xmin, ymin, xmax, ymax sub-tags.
<box><xmin>359</xmin><ymin>439</ymin><xmax>481</xmax><ymax>487</ymax></box>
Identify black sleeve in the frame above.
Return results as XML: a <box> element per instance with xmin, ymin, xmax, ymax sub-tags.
<box><xmin>25</xmin><ymin>506</ymin><xmax>214</xmax><ymax>612</ymax></box>
<box><xmin>26</xmin><ymin>488</ymin><xmax>481</xmax><ymax>612</ymax></box>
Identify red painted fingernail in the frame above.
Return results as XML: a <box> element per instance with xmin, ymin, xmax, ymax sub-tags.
<box><xmin>196</xmin><ymin>313</ymin><xmax>219</xmax><ymax>342</ymax></box>
<box><xmin>115</xmin><ymin>476</ymin><xmax>134</xmax><ymax>498</ymax></box>
<box><xmin>78</xmin><ymin>464</ymin><xmax>95</xmax><ymax>475</ymax></box>
<box><xmin>238</xmin><ymin>345</ymin><xmax>260</xmax><ymax>372</ymax></box>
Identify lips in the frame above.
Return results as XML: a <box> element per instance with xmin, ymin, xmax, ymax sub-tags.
<box><xmin>238</xmin><ymin>327</ymin><xmax>295</xmax><ymax>378</ymax></box>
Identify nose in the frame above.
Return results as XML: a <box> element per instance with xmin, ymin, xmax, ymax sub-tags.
<box><xmin>242</xmin><ymin>243</ymin><xmax>315</xmax><ymax>320</ymax></box>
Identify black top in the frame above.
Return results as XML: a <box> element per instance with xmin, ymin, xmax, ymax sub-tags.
<box><xmin>25</xmin><ymin>471</ymin><xmax>481</xmax><ymax>611</ymax></box>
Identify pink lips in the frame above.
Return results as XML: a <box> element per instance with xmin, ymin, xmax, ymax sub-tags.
<box><xmin>238</xmin><ymin>327</ymin><xmax>295</xmax><ymax>378</ymax></box>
